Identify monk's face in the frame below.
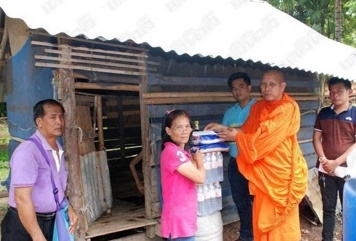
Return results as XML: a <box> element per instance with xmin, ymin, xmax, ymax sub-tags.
<box><xmin>260</xmin><ymin>70</ymin><xmax>286</xmax><ymax>101</ymax></box>
<box><xmin>230</xmin><ymin>78</ymin><xmax>252</xmax><ymax>104</ymax></box>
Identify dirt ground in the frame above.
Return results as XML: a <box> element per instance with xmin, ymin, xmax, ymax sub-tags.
<box><xmin>222</xmin><ymin>215</ymin><xmax>343</xmax><ymax>241</ymax></box>
<box><xmin>0</xmin><ymin>200</ymin><xmax>343</xmax><ymax>241</ymax></box>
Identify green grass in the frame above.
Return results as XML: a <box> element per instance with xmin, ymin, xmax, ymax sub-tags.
<box><xmin>0</xmin><ymin>121</ymin><xmax>10</xmax><ymax>192</ymax></box>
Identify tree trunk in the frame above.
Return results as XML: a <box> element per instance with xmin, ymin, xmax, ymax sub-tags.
<box><xmin>335</xmin><ymin>0</ymin><xmax>342</xmax><ymax>42</ymax></box>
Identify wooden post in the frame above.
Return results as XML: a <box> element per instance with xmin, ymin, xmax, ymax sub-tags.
<box><xmin>138</xmin><ymin>53</ymin><xmax>156</xmax><ymax>238</ymax></box>
<box><xmin>53</xmin><ymin>67</ymin><xmax>86</xmax><ymax>241</ymax></box>
<box><xmin>95</xmin><ymin>95</ymin><xmax>105</xmax><ymax>151</ymax></box>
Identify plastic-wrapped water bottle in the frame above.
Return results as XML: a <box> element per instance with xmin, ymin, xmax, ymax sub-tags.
<box><xmin>203</xmin><ymin>184</ymin><xmax>212</xmax><ymax>215</ymax></box>
<box><xmin>204</xmin><ymin>153</ymin><xmax>212</xmax><ymax>183</ymax></box>
<box><xmin>197</xmin><ymin>184</ymin><xmax>205</xmax><ymax>216</ymax></box>
<box><xmin>211</xmin><ymin>152</ymin><xmax>218</xmax><ymax>182</ymax></box>
<box><xmin>217</xmin><ymin>152</ymin><xmax>224</xmax><ymax>182</ymax></box>
<box><xmin>209</xmin><ymin>182</ymin><xmax>217</xmax><ymax>212</ymax></box>
<box><xmin>214</xmin><ymin>182</ymin><xmax>222</xmax><ymax>211</ymax></box>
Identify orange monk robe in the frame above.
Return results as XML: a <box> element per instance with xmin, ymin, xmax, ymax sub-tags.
<box><xmin>236</xmin><ymin>93</ymin><xmax>308</xmax><ymax>241</ymax></box>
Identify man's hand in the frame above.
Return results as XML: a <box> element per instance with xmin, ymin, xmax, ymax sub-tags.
<box><xmin>217</xmin><ymin>127</ymin><xmax>239</xmax><ymax>142</ymax></box>
<box><xmin>204</xmin><ymin>122</ymin><xmax>228</xmax><ymax>132</ymax></box>
<box><xmin>321</xmin><ymin>159</ymin><xmax>339</xmax><ymax>174</ymax></box>
<box><xmin>67</xmin><ymin>205</ymin><xmax>79</xmax><ymax>234</ymax></box>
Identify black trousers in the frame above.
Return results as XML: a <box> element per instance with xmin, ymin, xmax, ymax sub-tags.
<box><xmin>319</xmin><ymin>172</ymin><xmax>345</xmax><ymax>241</ymax></box>
<box><xmin>1</xmin><ymin>207</ymin><xmax>55</xmax><ymax>241</ymax></box>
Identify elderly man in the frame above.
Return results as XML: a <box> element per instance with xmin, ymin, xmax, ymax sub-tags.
<box><xmin>1</xmin><ymin>99</ymin><xmax>78</xmax><ymax>241</ymax></box>
<box><xmin>208</xmin><ymin>68</ymin><xmax>307</xmax><ymax>241</ymax></box>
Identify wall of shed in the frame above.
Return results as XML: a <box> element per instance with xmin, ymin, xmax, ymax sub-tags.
<box><xmin>145</xmin><ymin>53</ymin><xmax>320</xmax><ymax>224</ymax></box>
<box><xmin>6</xmin><ymin>38</ymin><xmax>54</xmax><ymax>153</ymax></box>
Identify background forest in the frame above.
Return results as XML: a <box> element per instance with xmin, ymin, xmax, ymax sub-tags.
<box><xmin>268</xmin><ymin>0</ymin><xmax>356</xmax><ymax>47</ymax></box>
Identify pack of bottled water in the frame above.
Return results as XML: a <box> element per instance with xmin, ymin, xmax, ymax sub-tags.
<box><xmin>197</xmin><ymin>182</ymin><xmax>222</xmax><ymax>216</ymax></box>
<box><xmin>190</xmin><ymin>130</ymin><xmax>227</xmax><ymax>216</ymax></box>
<box><xmin>203</xmin><ymin>151</ymin><xmax>224</xmax><ymax>183</ymax></box>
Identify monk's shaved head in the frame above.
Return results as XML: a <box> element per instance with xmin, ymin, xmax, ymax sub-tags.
<box><xmin>262</xmin><ymin>69</ymin><xmax>285</xmax><ymax>84</ymax></box>
<box><xmin>260</xmin><ymin>68</ymin><xmax>286</xmax><ymax>101</ymax></box>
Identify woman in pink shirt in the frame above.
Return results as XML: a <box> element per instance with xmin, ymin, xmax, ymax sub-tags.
<box><xmin>160</xmin><ymin>109</ymin><xmax>205</xmax><ymax>241</ymax></box>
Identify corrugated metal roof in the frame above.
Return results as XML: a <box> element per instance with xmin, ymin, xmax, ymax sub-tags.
<box><xmin>1</xmin><ymin>0</ymin><xmax>356</xmax><ymax>80</ymax></box>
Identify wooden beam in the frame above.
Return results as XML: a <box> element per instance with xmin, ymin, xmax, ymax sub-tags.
<box><xmin>31</xmin><ymin>40</ymin><xmax>147</xmax><ymax>58</ymax></box>
<box><xmin>34</xmin><ymin>55</ymin><xmax>147</xmax><ymax>71</ymax></box>
<box><xmin>29</xmin><ymin>30</ymin><xmax>147</xmax><ymax>52</ymax></box>
<box><xmin>143</xmin><ymin>92</ymin><xmax>319</xmax><ymax>104</ymax></box>
<box><xmin>35</xmin><ymin>62</ymin><xmax>142</xmax><ymax>76</ymax></box>
<box><xmin>95</xmin><ymin>96</ymin><xmax>105</xmax><ymax>151</ymax></box>
<box><xmin>44</xmin><ymin>48</ymin><xmax>146</xmax><ymax>65</ymax></box>
<box><xmin>54</xmin><ymin>68</ymin><xmax>86</xmax><ymax>240</ymax></box>
<box><xmin>74</xmin><ymin>82</ymin><xmax>139</xmax><ymax>92</ymax></box>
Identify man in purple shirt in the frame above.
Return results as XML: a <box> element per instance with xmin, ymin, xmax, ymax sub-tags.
<box><xmin>1</xmin><ymin>99</ymin><xmax>78</xmax><ymax>241</ymax></box>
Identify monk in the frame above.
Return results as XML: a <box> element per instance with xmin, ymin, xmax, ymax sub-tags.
<box><xmin>208</xmin><ymin>69</ymin><xmax>308</xmax><ymax>241</ymax></box>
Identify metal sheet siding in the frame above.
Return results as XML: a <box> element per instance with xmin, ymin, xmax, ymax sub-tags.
<box><xmin>6</xmin><ymin>38</ymin><xmax>54</xmax><ymax>151</ymax></box>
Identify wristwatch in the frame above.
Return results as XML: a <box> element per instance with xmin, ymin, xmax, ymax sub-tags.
<box><xmin>318</xmin><ymin>156</ymin><xmax>326</xmax><ymax>162</ymax></box>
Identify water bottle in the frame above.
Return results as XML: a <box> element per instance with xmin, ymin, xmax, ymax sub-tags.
<box><xmin>204</xmin><ymin>153</ymin><xmax>212</xmax><ymax>183</ymax></box>
<box><xmin>209</xmin><ymin>182</ymin><xmax>217</xmax><ymax>212</ymax></box>
<box><xmin>214</xmin><ymin>182</ymin><xmax>222</xmax><ymax>211</ymax></box>
<box><xmin>211</xmin><ymin>152</ymin><xmax>218</xmax><ymax>182</ymax></box>
<box><xmin>203</xmin><ymin>184</ymin><xmax>211</xmax><ymax>215</ymax></box>
<box><xmin>197</xmin><ymin>184</ymin><xmax>205</xmax><ymax>216</ymax></box>
<box><xmin>217</xmin><ymin>152</ymin><xmax>224</xmax><ymax>181</ymax></box>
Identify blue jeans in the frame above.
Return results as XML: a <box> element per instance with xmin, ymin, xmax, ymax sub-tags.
<box><xmin>168</xmin><ymin>235</ymin><xmax>195</xmax><ymax>241</ymax></box>
<box><xmin>319</xmin><ymin>172</ymin><xmax>345</xmax><ymax>241</ymax></box>
<box><xmin>228</xmin><ymin>157</ymin><xmax>253</xmax><ymax>241</ymax></box>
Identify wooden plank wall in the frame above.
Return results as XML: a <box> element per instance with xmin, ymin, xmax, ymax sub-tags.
<box><xmin>76</xmin><ymin>93</ymin><xmax>143</xmax><ymax>201</ymax></box>
<box><xmin>102</xmin><ymin>97</ymin><xmax>141</xmax><ymax>164</ymax></box>
<box><xmin>101</xmin><ymin>96</ymin><xmax>144</xmax><ymax>199</ymax></box>
<box><xmin>145</xmin><ymin>55</ymin><xmax>321</xmax><ymax>223</ymax></box>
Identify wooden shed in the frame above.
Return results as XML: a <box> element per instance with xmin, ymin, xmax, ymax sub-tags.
<box><xmin>0</xmin><ymin>16</ymin><xmax>324</xmax><ymax>241</ymax></box>
<box><xmin>1</xmin><ymin>1</ymin><xmax>356</xmax><ymax>238</ymax></box>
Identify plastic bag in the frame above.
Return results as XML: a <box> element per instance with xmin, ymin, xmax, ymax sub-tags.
<box><xmin>53</xmin><ymin>199</ymin><xmax>74</xmax><ymax>241</ymax></box>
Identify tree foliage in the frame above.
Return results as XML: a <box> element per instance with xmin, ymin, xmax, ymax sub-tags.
<box><xmin>267</xmin><ymin>0</ymin><xmax>356</xmax><ymax>47</ymax></box>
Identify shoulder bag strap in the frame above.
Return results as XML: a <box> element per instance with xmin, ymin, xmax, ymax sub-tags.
<box><xmin>28</xmin><ymin>137</ymin><xmax>60</xmax><ymax>208</ymax></box>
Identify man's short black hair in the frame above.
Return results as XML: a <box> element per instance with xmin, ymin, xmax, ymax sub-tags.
<box><xmin>328</xmin><ymin>77</ymin><xmax>352</xmax><ymax>89</ymax></box>
<box><xmin>227</xmin><ymin>72</ymin><xmax>251</xmax><ymax>88</ymax></box>
<box><xmin>33</xmin><ymin>99</ymin><xmax>65</xmax><ymax>125</ymax></box>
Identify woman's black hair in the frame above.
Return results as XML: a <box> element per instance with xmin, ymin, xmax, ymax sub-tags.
<box><xmin>161</xmin><ymin>109</ymin><xmax>192</xmax><ymax>150</ymax></box>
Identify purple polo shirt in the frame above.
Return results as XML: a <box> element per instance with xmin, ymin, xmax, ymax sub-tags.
<box><xmin>9</xmin><ymin>130</ymin><xmax>68</xmax><ymax>213</ymax></box>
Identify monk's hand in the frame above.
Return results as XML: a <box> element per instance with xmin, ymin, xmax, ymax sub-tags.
<box><xmin>67</xmin><ymin>205</ymin><xmax>79</xmax><ymax>234</ymax></box>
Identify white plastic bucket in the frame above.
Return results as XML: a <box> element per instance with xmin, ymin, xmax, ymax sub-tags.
<box><xmin>195</xmin><ymin>211</ymin><xmax>223</xmax><ymax>241</ymax></box>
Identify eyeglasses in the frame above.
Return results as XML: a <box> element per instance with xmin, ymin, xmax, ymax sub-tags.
<box><xmin>170</xmin><ymin>126</ymin><xmax>193</xmax><ymax>133</ymax></box>
<box><xmin>329</xmin><ymin>90</ymin><xmax>347</xmax><ymax>96</ymax></box>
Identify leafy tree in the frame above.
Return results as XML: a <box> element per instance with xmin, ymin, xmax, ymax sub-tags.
<box><xmin>267</xmin><ymin>0</ymin><xmax>356</xmax><ymax>47</ymax></box>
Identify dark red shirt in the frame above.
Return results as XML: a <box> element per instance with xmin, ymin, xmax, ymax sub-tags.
<box><xmin>314</xmin><ymin>104</ymin><xmax>356</xmax><ymax>167</ymax></box>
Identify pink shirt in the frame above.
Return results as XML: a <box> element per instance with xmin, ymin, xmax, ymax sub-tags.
<box><xmin>160</xmin><ymin>142</ymin><xmax>197</xmax><ymax>238</ymax></box>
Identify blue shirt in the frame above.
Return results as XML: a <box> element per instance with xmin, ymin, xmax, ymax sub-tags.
<box><xmin>222</xmin><ymin>99</ymin><xmax>256</xmax><ymax>158</ymax></box>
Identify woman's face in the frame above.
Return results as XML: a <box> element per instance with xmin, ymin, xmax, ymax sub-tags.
<box><xmin>165</xmin><ymin>115</ymin><xmax>192</xmax><ymax>148</ymax></box>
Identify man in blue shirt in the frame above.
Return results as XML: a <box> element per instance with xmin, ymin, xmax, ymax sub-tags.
<box><xmin>205</xmin><ymin>72</ymin><xmax>255</xmax><ymax>241</ymax></box>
